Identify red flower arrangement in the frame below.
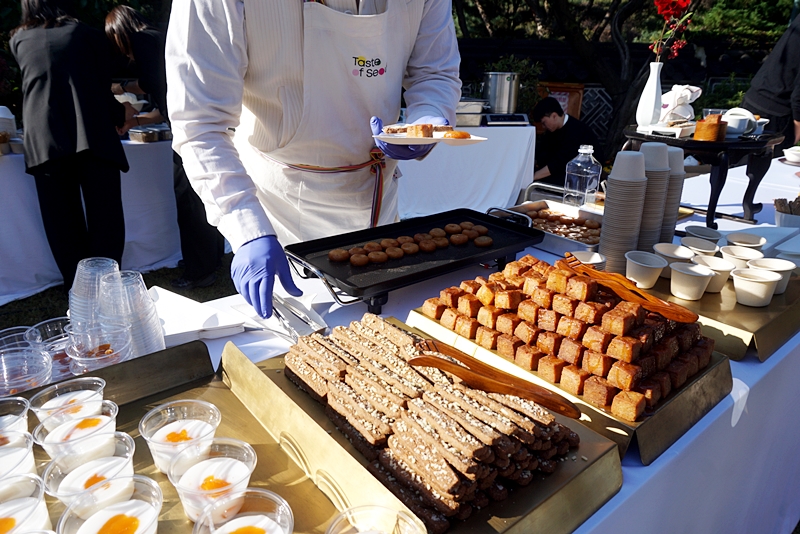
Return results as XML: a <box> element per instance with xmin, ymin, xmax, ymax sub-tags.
<box><xmin>649</xmin><ymin>0</ymin><xmax>693</xmax><ymax>62</ymax></box>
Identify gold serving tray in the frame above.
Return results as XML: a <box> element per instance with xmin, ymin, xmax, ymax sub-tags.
<box><xmin>646</xmin><ymin>273</ymin><xmax>800</xmax><ymax>361</ymax></box>
<box><xmin>404</xmin><ymin>309</ymin><xmax>733</xmax><ymax>465</ymax></box>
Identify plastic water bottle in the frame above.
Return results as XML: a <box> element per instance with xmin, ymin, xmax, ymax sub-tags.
<box><xmin>563</xmin><ymin>145</ymin><xmax>601</xmax><ymax>207</ymax></box>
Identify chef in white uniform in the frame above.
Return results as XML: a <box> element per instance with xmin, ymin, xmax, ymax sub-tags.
<box><xmin>166</xmin><ymin>0</ymin><xmax>461</xmax><ymax>317</ymax></box>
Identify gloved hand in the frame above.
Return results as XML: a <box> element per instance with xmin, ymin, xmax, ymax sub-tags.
<box><xmin>231</xmin><ymin>235</ymin><xmax>302</xmax><ymax>318</ymax></box>
<box><xmin>371</xmin><ymin>115</ymin><xmax>449</xmax><ymax>160</ymax></box>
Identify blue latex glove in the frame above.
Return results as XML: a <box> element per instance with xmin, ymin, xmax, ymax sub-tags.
<box><xmin>231</xmin><ymin>235</ymin><xmax>302</xmax><ymax>318</ymax></box>
<box><xmin>371</xmin><ymin>115</ymin><xmax>449</xmax><ymax>160</ymax></box>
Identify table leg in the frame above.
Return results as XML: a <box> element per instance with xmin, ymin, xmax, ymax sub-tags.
<box><xmin>742</xmin><ymin>148</ymin><xmax>773</xmax><ymax>221</ymax></box>
<box><xmin>706</xmin><ymin>152</ymin><xmax>729</xmax><ymax>230</ymax></box>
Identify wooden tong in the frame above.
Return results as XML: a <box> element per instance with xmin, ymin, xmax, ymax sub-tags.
<box><xmin>560</xmin><ymin>252</ymin><xmax>699</xmax><ymax>323</ymax></box>
<box><xmin>410</xmin><ymin>338</ymin><xmax>581</xmax><ymax>419</ymax></box>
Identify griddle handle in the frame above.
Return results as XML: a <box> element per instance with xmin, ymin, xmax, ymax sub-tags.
<box><xmin>285</xmin><ymin>251</ymin><xmax>365</xmax><ymax>308</ymax></box>
<box><xmin>485</xmin><ymin>206</ymin><xmax>533</xmax><ymax>227</ymax></box>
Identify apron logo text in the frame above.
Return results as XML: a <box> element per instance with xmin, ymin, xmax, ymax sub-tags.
<box><xmin>352</xmin><ymin>56</ymin><xmax>385</xmax><ymax>77</ymax></box>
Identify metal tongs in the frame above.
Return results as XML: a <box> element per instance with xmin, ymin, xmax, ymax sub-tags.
<box><xmin>236</xmin><ymin>295</ymin><xmax>327</xmax><ymax>344</ymax></box>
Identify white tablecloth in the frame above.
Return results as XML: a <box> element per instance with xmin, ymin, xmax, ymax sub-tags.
<box><xmin>0</xmin><ymin>141</ymin><xmax>181</xmax><ymax>305</ymax></box>
<box><xmin>397</xmin><ymin>126</ymin><xmax>536</xmax><ymax>219</ymax></box>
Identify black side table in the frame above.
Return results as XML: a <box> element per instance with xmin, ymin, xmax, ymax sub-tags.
<box><xmin>622</xmin><ymin>128</ymin><xmax>784</xmax><ymax>229</ymax></box>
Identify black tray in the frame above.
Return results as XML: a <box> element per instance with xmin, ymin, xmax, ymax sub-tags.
<box><xmin>284</xmin><ymin>208</ymin><xmax>544</xmax><ymax>313</ymax></box>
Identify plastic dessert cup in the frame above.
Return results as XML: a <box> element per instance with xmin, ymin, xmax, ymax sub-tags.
<box><xmin>0</xmin><ymin>348</ymin><xmax>52</xmax><ymax>397</ymax></box>
<box><xmin>64</xmin><ymin>323</ymin><xmax>132</xmax><ymax>374</ymax></box>
<box><xmin>680</xmin><ymin>236</ymin><xmax>719</xmax><ymax>256</ymax></box>
<box><xmin>168</xmin><ymin>437</ymin><xmax>257</xmax><ymax>522</ymax></box>
<box><xmin>325</xmin><ymin>504</ymin><xmax>425</xmax><ymax>534</ymax></box>
<box><xmin>139</xmin><ymin>399</ymin><xmax>221</xmax><ymax>473</ymax></box>
<box><xmin>193</xmin><ymin>488</ymin><xmax>294</xmax><ymax>534</ymax></box>
<box><xmin>56</xmin><ymin>475</ymin><xmax>162</xmax><ymax>530</ymax></box>
<box><xmin>731</xmin><ymin>269</ymin><xmax>782</xmax><ymax>307</ymax></box>
<box><xmin>0</xmin><ymin>396</ymin><xmax>30</xmax><ymax>433</ymax></box>
<box><xmin>0</xmin><ymin>474</ymin><xmax>52</xmax><ymax>533</ymax></box>
<box><xmin>670</xmin><ymin>263</ymin><xmax>715</xmax><ymax>300</ymax></box>
<box><xmin>652</xmin><ymin>243</ymin><xmax>695</xmax><ymax>279</ymax></box>
<box><xmin>33</xmin><ymin>400</ymin><xmax>118</xmax><ymax>470</ymax></box>
<box><xmin>24</xmin><ymin>317</ymin><xmax>71</xmax><ymax>355</ymax></box>
<box><xmin>720</xmin><ymin>245</ymin><xmax>764</xmax><ymax>270</ymax></box>
<box><xmin>624</xmin><ymin>251</ymin><xmax>668</xmax><ymax>289</ymax></box>
<box><xmin>684</xmin><ymin>225</ymin><xmax>722</xmax><ymax>244</ymax></box>
<box><xmin>0</xmin><ymin>431</ymin><xmax>36</xmax><ymax>479</ymax></box>
<box><xmin>747</xmin><ymin>258</ymin><xmax>797</xmax><ymax>295</ymax></box>
<box><xmin>29</xmin><ymin>377</ymin><xmax>106</xmax><ymax>428</ymax></box>
<box><xmin>43</xmin><ymin>431</ymin><xmax>135</xmax><ymax>507</ymax></box>
<box><xmin>691</xmin><ymin>255</ymin><xmax>736</xmax><ymax>293</ymax></box>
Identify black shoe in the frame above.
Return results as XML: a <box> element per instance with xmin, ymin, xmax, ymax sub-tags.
<box><xmin>171</xmin><ymin>272</ymin><xmax>217</xmax><ymax>289</ymax></box>
<box><xmin>177</xmin><ymin>260</ymin><xmax>186</xmax><ymax>269</ymax></box>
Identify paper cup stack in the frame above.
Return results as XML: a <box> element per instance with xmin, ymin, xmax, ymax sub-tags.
<box><xmin>659</xmin><ymin>146</ymin><xmax>687</xmax><ymax>243</ymax></box>
<box><xmin>636</xmin><ymin>142</ymin><xmax>670</xmax><ymax>253</ymax></box>
<box><xmin>599</xmin><ymin>151</ymin><xmax>647</xmax><ymax>273</ymax></box>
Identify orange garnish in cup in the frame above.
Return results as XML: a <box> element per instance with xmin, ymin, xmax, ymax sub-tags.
<box><xmin>63</xmin><ymin>417</ymin><xmax>102</xmax><ymax>441</ymax></box>
<box><xmin>98</xmin><ymin>514</ymin><xmax>139</xmax><ymax>534</ymax></box>
<box><xmin>84</xmin><ymin>473</ymin><xmax>107</xmax><ymax>489</ymax></box>
<box><xmin>200</xmin><ymin>475</ymin><xmax>230</xmax><ymax>492</ymax></box>
<box><xmin>165</xmin><ymin>429</ymin><xmax>192</xmax><ymax>443</ymax></box>
<box><xmin>230</xmin><ymin>528</ymin><xmax>267</xmax><ymax>534</ymax></box>
<box><xmin>0</xmin><ymin>435</ymin><xmax>9</xmax><ymax>447</ymax></box>
<box><xmin>0</xmin><ymin>517</ymin><xmax>16</xmax><ymax>534</ymax></box>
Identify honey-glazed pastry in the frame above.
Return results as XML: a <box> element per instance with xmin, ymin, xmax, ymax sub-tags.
<box><xmin>433</xmin><ymin>236</ymin><xmax>450</xmax><ymax>248</ymax></box>
<box><xmin>418</xmin><ymin>239</ymin><xmax>437</xmax><ymax>252</ymax></box>
<box><xmin>444</xmin><ymin>223</ymin><xmax>463</xmax><ymax>234</ymax></box>
<box><xmin>328</xmin><ymin>248</ymin><xmax>350</xmax><ymax>262</ymax></box>
<box><xmin>350</xmin><ymin>253</ymin><xmax>369</xmax><ymax>267</ymax></box>
<box><xmin>546</xmin><ymin>214</ymin><xmax>561</xmax><ymax>222</ymax></box>
<box><xmin>396</xmin><ymin>235</ymin><xmax>415</xmax><ymax>245</ymax></box>
<box><xmin>584</xmin><ymin>219</ymin><xmax>601</xmax><ymax>229</ymax></box>
<box><xmin>461</xmin><ymin>229</ymin><xmax>479</xmax><ymax>240</ymax></box>
<box><xmin>385</xmin><ymin>247</ymin><xmax>404</xmax><ymax>260</ymax></box>
<box><xmin>472</xmin><ymin>225</ymin><xmax>489</xmax><ymax>236</ymax></box>
<box><xmin>363</xmin><ymin>242</ymin><xmax>383</xmax><ymax>252</ymax></box>
<box><xmin>368</xmin><ymin>251</ymin><xmax>389</xmax><ymax>263</ymax></box>
<box><xmin>380</xmin><ymin>238</ymin><xmax>400</xmax><ymax>249</ymax></box>
<box><xmin>474</xmin><ymin>235</ymin><xmax>493</xmax><ymax>247</ymax></box>
<box><xmin>450</xmin><ymin>233</ymin><xmax>469</xmax><ymax>245</ymax></box>
<box><xmin>443</xmin><ymin>130</ymin><xmax>471</xmax><ymax>139</ymax></box>
<box><xmin>559</xmin><ymin>216</ymin><xmax>574</xmax><ymax>225</ymax></box>
<box><xmin>400</xmin><ymin>242</ymin><xmax>420</xmax><ymax>255</ymax></box>
<box><xmin>459</xmin><ymin>221</ymin><xmax>474</xmax><ymax>230</ymax></box>
<box><xmin>429</xmin><ymin>227</ymin><xmax>447</xmax><ymax>238</ymax></box>
<box><xmin>349</xmin><ymin>246</ymin><xmax>367</xmax><ymax>256</ymax></box>
<box><xmin>414</xmin><ymin>232</ymin><xmax>433</xmax><ymax>243</ymax></box>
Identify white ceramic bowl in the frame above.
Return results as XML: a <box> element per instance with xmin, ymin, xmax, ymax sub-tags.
<box><xmin>725</xmin><ymin>232</ymin><xmax>767</xmax><ymax>251</ymax></box>
<box><xmin>684</xmin><ymin>225</ymin><xmax>722</xmax><ymax>244</ymax></box>
<box><xmin>670</xmin><ymin>263</ymin><xmax>715</xmax><ymax>300</ymax></box>
<box><xmin>784</xmin><ymin>146</ymin><xmax>800</xmax><ymax>164</ymax></box>
<box><xmin>569</xmin><ymin>251</ymin><xmax>606</xmax><ymax>271</ymax></box>
<box><xmin>625</xmin><ymin>251</ymin><xmax>668</xmax><ymax>289</ymax></box>
<box><xmin>680</xmin><ymin>236</ymin><xmax>719</xmax><ymax>256</ymax></box>
<box><xmin>746</xmin><ymin>258</ymin><xmax>796</xmax><ymax>295</ymax></box>
<box><xmin>720</xmin><ymin>245</ymin><xmax>764</xmax><ymax>270</ymax></box>
<box><xmin>730</xmin><ymin>269</ymin><xmax>782</xmax><ymax>307</ymax></box>
<box><xmin>691</xmin><ymin>255</ymin><xmax>736</xmax><ymax>293</ymax></box>
<box><xmin>652</xmin><ymin>243</ymin><xmax>695</xmax><ymax>279</ymax></box>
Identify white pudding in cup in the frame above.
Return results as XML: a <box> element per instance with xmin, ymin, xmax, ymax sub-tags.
<box><xmin>0</xmin><ymin>431</ymin><xmax>36</xmax><ymax>478</ymax></box>
<box><xmin>29</xmin><ymin>377</ymin><xmax>106</xmax><ymax>430</ymax></box>
<box><xmin>34</xmin><ymin>401</ymin><xmax>118</xmax><ymax>471</ymax></box>
<box><xmin>0</xmin><ymin>475</ymin><xmax>52</xmax><ymax>533</ymax></box>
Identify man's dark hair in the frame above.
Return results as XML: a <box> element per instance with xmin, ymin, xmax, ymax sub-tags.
<box><xmin>532</xmin><ymin>97</ymin><xmax>565</xmax><ymax>122</ymax></box>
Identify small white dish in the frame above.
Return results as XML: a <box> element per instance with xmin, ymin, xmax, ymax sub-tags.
<box><xmin>725</xmin><ymin>232</ymin><xmax>767</xmax><ymax>251</ymax></box>
<box><xmin>680</xmin><ymin>236</ymin><xmax>719</xmax><ymax>256</ymax></box>
<box><xmin>720</xmin><ymin>245</ymin><xmax>764</xmax><ymax>270</ymax></box>
<box><xmin>670</xmin><ymin>263</ymin><xmax>715</xmax><ymax>300</ymax></box>
<box><xmin>569</xmin><ymin>251</ymin><xmax>607</xmax><ymax>271</ymax></box>
<box><xmin>691</xmin><ymin>255</ymin><xmax>735</xmax><ymax>293</ymax></box>
<box><xmin>684</xmin><ymin>225</ymin><xmax>722</xmax><ymax>244</ymax></box>
<box><xmin>784</xmin><ymin>146</ymin><xmax>800</xmax><ymax>164</ymax></box>
<box><xmin>746</xmin><ymin>258</ymin><xmax>796</xmax><ymax>295</ymax></box>
<box><xmin>9</xmin><ymin>138</ymin><xmax>23</xmax><ymax>154</ymax></box>
<box><xmin>652</xmin><ymin>243</ymin><xmax>695</xmax><ymax>279</ymax></box>
<box><xmin>625</xmin><ymin>251</ymin><xmax>668</xmax><ymax>289</ymax></box>
<box><xmin>730</xmin><ymin>269</ymin><xmax>782</xmax><ymax>307</ymax></box>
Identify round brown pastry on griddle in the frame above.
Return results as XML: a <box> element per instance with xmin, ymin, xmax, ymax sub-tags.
<box><xmin>585</xmin><ymin>219</ymin><xmax>601</xmax><ymax>229</ymax></box>
<box><xmin>433</xmin><ymin>236</ymin><xmax>450</xmax><ymax>248</ymax></box>
<box><xmin>380</xmin><ymin>238</ymin><xmax>400</xmax><ymax>249</ymax></box>
<box><xmin>546</xmin><ymin>214</ymin><xmax>561</xmax><ymax>223</ymax></box>
<box><xmin>444</xmin><ymin>223</ymin><xmax>463</xmax><ymax>235</ymax></box>
<box><xmin>559</xmin><ymin>216</ymin><xmax>574</xmax><ymax>225</ymax></box>
<box><xmin>450</xmin><ymin>233</ymin><xmax>469</xmax><ymax>245</ymax></box>
<box><xmin>350</xmin><ymin>253</ymin><xmax>369</xmax><ymax>267</ymax></box>
<box><xmin>328</xmin><ymin>249</ymin><xmax>350</xmax><ymax>262</ymax></box>
<box><xmin>461</xmin><ymin>229</ymin><xmax>479</xmax><ymax>240</ymax></box>
<box><xmin>429</xmin><ymin>227</ymin><xmax>447</xmax><ymax>238</ymax></box>
<box><xmin>418</xmin><ymin>239</ymin><xmax>437</xmax><ymax>252</ymax></box>
<box><xmin>472</xmin><ymin>225</ymin><xmax>489</xmax><ymax>236</ymax></box>
<box><xmin>363</xmin><ymin>242</ymin><xmax>383</xmax><ymax>252</ymax></box>
<box><xmin>459</xmin><ymin>221</ymin><xmax>474</xmax><ymax>230</ymax></box>
<box><xmin>414</xmin><ymin>233</ymin><xmax>433</xmax><ymax>243</ymax></box>
<box><xmin>573</xmin><ymin>217</ymin><xmax>587</xmax><ymax>226</ymax></box>
<box><xmin>348</xmin><ymin>246</ymin><xmax>367</xmax><ymax>256</ymax></box>
<box><xmin>401</xmin><ymin>242</ymin><xmax>420</xmax><ymax>255</ymax></box>
<box><xmin>368</xmin><ymin>251</ymin><xmax>389</xmax><ymax>263</ymax></box>
<box><xmin>474</xmin><ymin>236</ymin><xmax>493</xmax><ymax>247</ymax></box>
<box><xmin>396</xmin><ymin>236</ymin><xmax>415</xmax><ymax>245</ymax></box>
<box><xmin>385</xmin><ymin>247</ymin><xmax>404</xmax><ymax>260</ymax></box>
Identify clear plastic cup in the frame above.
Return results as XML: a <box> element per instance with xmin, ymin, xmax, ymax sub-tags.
<box><xmin>43</xmin><ymin>431</ymin><xmax>135</xmax><ymax>507</ymax></box>
<box><xmin>65</xmin><ymin>323</ymin><xmax>132</xmax><ymax>374</ymax></box>
<box><xmin>70</xmin><ymin>258</ymin><xmax>119</xmax><ymax>299</ymax></box>
<box><xmin>25</xmin><ymin>317</ymin><xmax>71</xmax><ymax>356</ymax></box>
<box><xmin>29</xmin><ymin>377</ymin><xmax>106</xmax><ymax>428</ymax></box>
<box><xmin>0</xmin><ymin>474</ymin><xmax>53</xmax><ymax>532</ymax></box>
<box><xmin>325</xmin><ymin>505</ymin><xmax>425</xmax><ymax>534</ymax></box>
<box><xmin>168</xmin><ymin>437</ymin><xmax>257</xmax><ymax>522</ymax></box>
<box><xmin>0</xmin><ymin>431</ymin><xmax>36</xmax><ymax>479</ymax></box>
<box><xmin>0</xmin><ymin>396</ymin><xmax>30</xmax><ymax>433</ymax></box>
<box><xmin>56</xmin><ymin>475</ymin><xmax>162</xmax><ymax>529</ymax></box>
<box><xmin>139</xmin><ymin>399</ymin><xmax>221</xmax><ymax>473</ymax></box>
<box><xmin>193</xmin><ymin>488</ymin><xmax>294</xmax><ymax>534</ymax></box>
<box><xmin>0</xmin><ymin>347</ymin><xmax>52</xmax><ymax>397</ymax></box>
<box><xmin>33</xmin><ymin>400</ymin><xmax>118</xmax><ymax>470</ymax></box>
<box><xmin>0</xmin><ymin>326</ymin><xmax>34</xmax><ymax>350</ymax></box>
<box><xmin>98</xmin><ymin>271</ymin><xmax>165</xmax><ymax>358</ymax></box>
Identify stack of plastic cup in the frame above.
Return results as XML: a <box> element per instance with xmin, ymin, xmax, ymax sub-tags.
<box><xmin>97</xmin><ymin>271</ymin><xmax>165</xmax><ymax>358</ymax></box>
<box><xmin>68</xmin><ymin>258</ymin><xmax>120</xmax><ymax>325</ymax></box>
<box><xmin>64</xmin><ymin>323</ymin><xmax>133</xmax><ymax>374</ymax></box>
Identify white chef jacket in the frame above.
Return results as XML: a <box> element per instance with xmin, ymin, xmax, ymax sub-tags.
<box><xmin>166</xmin><ymin>0</ymin><xmax>462</xmax><ymax>251</ymax></box>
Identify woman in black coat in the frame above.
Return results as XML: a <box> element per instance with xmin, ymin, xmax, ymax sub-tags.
<box><xmin>11</xmin><ymin>0</ymin><xmax>131</xmax><ymax>289</ymax></box>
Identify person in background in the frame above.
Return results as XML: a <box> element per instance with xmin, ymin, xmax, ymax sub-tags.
<box><xmin>10</xmin><ymin>0</ymin><xmax>132</xmax><ymax>289</ymax></box>
<box><xmin>532</xmin><ymin>97</ymin><xmax>599</xmax><ymax>187</ymax></box>
<box><xmin>166</xmin><ymin>0</ymin><xmax>461</xmax><ymax>317</ymax></box>
<box><xmin>742</xmin><ymin>14</ymin><xmax>800</xmax><ymax>153</ymax></box>
<box><xmin>106</xmin><ymin>5</ymin><xmax>226</xmax><ymax>289</ymax></box>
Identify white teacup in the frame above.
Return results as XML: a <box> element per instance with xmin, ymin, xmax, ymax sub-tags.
<box><xmin>722</xmin><ymin>114</ymin><xmax>756</xmax><ymax>135</ymax></box>
<box><xmin>754</xmin><ymin>118</ymin><xmax>769</xmax><ymax>135</ymax></box>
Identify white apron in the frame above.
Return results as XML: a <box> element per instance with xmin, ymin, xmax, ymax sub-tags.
<box><xmin>238</xmin><ymin>0</ymin><xmax>415</xmax><ymax>244</ymax></box>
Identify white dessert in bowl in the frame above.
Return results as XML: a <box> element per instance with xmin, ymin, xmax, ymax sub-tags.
<box><xmin>324</xmin><ymin>505</ymin><xmax>423</xmax><ymax>534</ymax></box>
<box><xmin>0</xmin><ymin>475</ymin><xmax>53</xmax><ymax>533</ymax></box>
<box><xmin>168</xmin><ymin>438</ymin><xmax>257</xmax><ymax>522</ymax></box>
<box><xmin>0</xmin><ymin>431</ymin><xmax>36</xmax><ymax>479</ymax></box>
<box><xmin>139</xmin><ymin>399</ymin><xmax>221</xmax><ymax>473</ymax></box>
<box><xmin>0</xmin><ymin>397</ymin><xmax>30</xmax><ymax>434</ymax></box>
<box><xmin>34</xmin><ymin>401</ymin><xmax>118</xmax><ymax>471</ymax></box>
<box><xmin>192</xmin><ymin>488</ymin><xmax>294</xmax><ymax>534</ymax></box>
<box><xmin>30</xmin><ymin>377</ymin><xmax>106</xmax><ymax>429</ymax></box>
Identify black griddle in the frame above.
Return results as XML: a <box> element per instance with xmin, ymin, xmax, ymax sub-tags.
<box><xmin>284</xmin><ymin>208</ymin><xmax>544</xmax><ymax>313</ymax></box>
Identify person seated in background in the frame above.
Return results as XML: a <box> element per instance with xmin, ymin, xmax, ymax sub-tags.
<box><xmin>532</xmin><ymin>97</ymin><xmax>599</xmax><ymax>187</ymax></box>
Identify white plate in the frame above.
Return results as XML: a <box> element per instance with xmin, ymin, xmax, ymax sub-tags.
<box><xmin>373</xmin><ymin>132</ymin><xmax>487</xmax><ymax>146</ymax></box>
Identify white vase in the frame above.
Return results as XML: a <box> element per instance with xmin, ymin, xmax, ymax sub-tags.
<box><xmin>636</xmin><ymin>62</ymin><xmax>664</xmax><ymax>129</ymax></box>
